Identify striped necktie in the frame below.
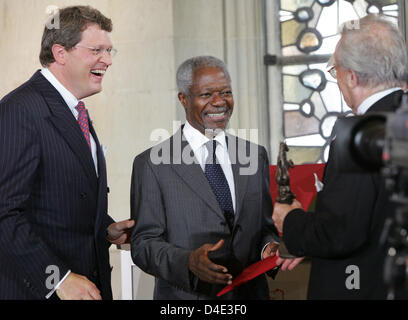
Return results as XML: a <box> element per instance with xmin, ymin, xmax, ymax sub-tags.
<box><xmin>204</xmin><ymin>140</ymin><xmax>234</xmax><ymax>231</ymax></box>
<box><xmin>75</xmin><ymin>101</ymin><xmax>91</xmax><ymax>151</ymax></box>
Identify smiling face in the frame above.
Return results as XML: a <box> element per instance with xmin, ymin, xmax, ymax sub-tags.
<box><xmin>178</xmin><ymin>66</ymin><xmax>234</xmax><ymax>135</ymax></box>
<box><xmin>62</xmin><ymin>23</ymin><xmax>113</xmax><ymax>99</ymax></box>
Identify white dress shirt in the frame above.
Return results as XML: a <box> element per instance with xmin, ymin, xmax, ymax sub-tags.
<box><xmin>183</xmin><ymin>121</ymin><xmax>236</xmax><ymax>213</ymax></box>
<box><xmin>40</xmin><ymin>68</ymin><xmax>99</xmax><ymax>175</ymax></box>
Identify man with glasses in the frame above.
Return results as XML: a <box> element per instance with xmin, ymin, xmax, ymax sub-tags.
<box><xmin>0</xmin><ymin>5</ymin><xmax>133</xmax><ymax>300</ymax></box>
<box><xmin>272</xmin><ymin>14</ymin><xmax>408</xmax><ymax>299</ymax></box>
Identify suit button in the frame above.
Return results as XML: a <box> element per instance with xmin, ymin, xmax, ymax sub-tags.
<box><xmin>24</xmin><ymin>279</ymin><xmax>31</xmax><ymax>288</ymax></box>
<box><xmin>80</xmin><ymin>192</ymin><xmax>87</xmax><ymax>199</ymax></box>
<box><xmin>92</xmin><ymin>270</ymin><xmax>98</xmax><ymax>277</ymax></box>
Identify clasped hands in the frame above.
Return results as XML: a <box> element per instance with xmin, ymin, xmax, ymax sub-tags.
<box><xmin>56</xmin><ymin>219</ymin><xmax>135</xmax><ymax>300</ymax></box>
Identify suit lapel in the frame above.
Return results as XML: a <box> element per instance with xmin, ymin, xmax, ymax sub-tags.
<box><xmin>89</xmin><ymin>119</ymin><xmax>109</xmax><ymax>230</ymax></box>
<box><xmin>226</xmin><ymin>134</ymin><xmax>249</xmax><ymax>223</ymax></box>
<box><xmin>89</xmin><ymin>118</ymin><xmax>105</xmax><ymax>179</ymax></box>
<box><xmin>169</xmin><ymin>129</ymin><xmax>225</xmax><ymax>220</ymax></box>
<box><xmin>169</xmin><ymin>128</ymin><xmax>253</xmax><ymax>223</ymax></box>
<box><xmin>31</xmin><ymin>71</ymin><xmax>98</xmax><ymax>189</ymax></box>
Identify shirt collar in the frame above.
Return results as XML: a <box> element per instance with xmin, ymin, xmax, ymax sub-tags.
<box><xmin>41</xmin><ymin>68</ymin><xmax>80</xmax><ymax>115</ymax></box>
<box><xmin>183</xmin><ymin>121</ymin><xmax>227</xmax><ymax>151</ymax></box>
<box><xmin>357</xmin><ymin>87</ymin><xmax>402</xmax><ymax>115</ymax></box>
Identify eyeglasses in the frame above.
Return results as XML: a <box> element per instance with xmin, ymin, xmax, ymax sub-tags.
<box><xmin>326</xmin><ymin>54</ymin><xmax>337</xmax><ymax>79</ymax></box>
<box><xmin>327</xmin><ymin>65</ymin><xmax>337</xmax><ymax>79</ymax></box>
<box><xmin>75</xmin><ymin>45</ymin><xmax>118</xmax><ymax>58</ymax></box>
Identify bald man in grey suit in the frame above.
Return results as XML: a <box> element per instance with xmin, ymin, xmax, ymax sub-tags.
<box><xmin>130</xmin><ymin>56</ymin><xmax>301</xmax><ymax>300</ymax></box>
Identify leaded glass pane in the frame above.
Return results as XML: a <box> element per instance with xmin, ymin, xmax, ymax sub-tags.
<box><xmin>338</xmin><ymin>0</ymin><xmax>360</xmax><ymax>25</ymax></box>
<box><xmin>285</xmin><ymin>134</ymin><xmax>327</xmax><ymax>146</ymax></box>
<box><xmin>316</xmin><ymin>4</ymin><xmax>339</xmax><ymax>36</ymax></box>
<box><xmin>309</xmin><ymin>2</ymin><xmax>324</xmax><ymax>27</ymax></box>
<box><xmin>313</xmin><ymin>34</ymin><xmax>341</xmax><ymax>55</ymax></box>
<box><xmin>271</xmin><ymin>0</ymin><xmax>402</xmax><ymax>163</ymax></box>
<box><xmin>310</xmin><ymin>91</ymin><xmax>327</xmax><ymax>120</ymax></box>
<box><xmin>320</xmin><ymin>113</ymin><xmax>340</xmax><ymax>138</ymax></box>
<box><xmin>287</xmin><ymin>147</ymin><xmax>322</xmax><ymax>164</ymax></box>
<box><xmin>384</xmin><ymin>11</ymin><xmax>399</xmax><ymax>17</ymax></box>
<box><xmin>281</xmin><ymin>0</ymin><xmax>315</xmax><ymax>12</ymax></box>
<box><xmin>299</xmin><ymin>69</ymin><xmax>327</xmax><ymax>91</ymax></box>
<box><xmin>373</xmin><ymin>0</ymin><xmax>399</xmax><ymax>6</ymax></box>
<box><xmin>295</xmin><ymin>7</ymin><xmax>314</xmax><ymax>22</ymax></box>
<box><xmin>383</xmin><ymin>4</ymin><xmax>399</xmax><ymax>10</ymax></box>
<box><xmin>297</xmin><ymin>29</ymin><xmax>323</xmax><ymax>52</ymax></box>
<box><xmin>283</xmin><ymin>75</ymin><xmax>312</xmax><ymax>103</ymax></box>
<box><xmin>282</xmin><ymin>45</ymin><xmax>303</xmax><ymax>56</ymax></box>
<box><xmin>284</xmin><ymin>111</ymin><xmax>320</xmax><ymax>137</ymax></box>
<box><xmin>282</xmin><ymin>65</ymin><xmax>308</xmax><ymax>75</ymax></box>
<box><xmin>284</xmin><ymin>103</ymin><xmax>300</xmax><ymax>111</ymax></box>
<box><xmin>281</xmin><ymin>19</ymin><xmax>306</xmax><ymax>46</ymax></box>
<box><xmin>320</xmin><ymin>82</ymin><xmax>343</xmax><ymax>112</ymax></box>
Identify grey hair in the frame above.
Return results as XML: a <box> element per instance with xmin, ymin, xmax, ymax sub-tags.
<box><xmin>336</xmin><ymin>14</ymin><xmax>408</xmax><ymax>88</ymax></box>
<box><xmin>176</xmin><ymin>56</ymin><xmax>231</xmax><ymax>95</ymax></box>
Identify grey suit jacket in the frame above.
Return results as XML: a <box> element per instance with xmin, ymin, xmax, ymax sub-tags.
<box><xmin>130</xmin><ymin>127</ymin><xmax>278</xmax><ymax>300</ymax></box>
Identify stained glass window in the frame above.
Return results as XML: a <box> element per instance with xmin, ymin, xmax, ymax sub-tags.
<box><xmin>264</xmin><ymin>0</ymin><xmax>404</xmax><ymax>163</ymax></box>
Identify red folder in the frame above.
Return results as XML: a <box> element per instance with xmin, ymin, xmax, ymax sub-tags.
<box><xmin>216</xmin><ymin>163</ymin><xmax>325</xmax><ymax>297</ymax></box>
<box><xmin>216</xmin><ymin>255</ymin><xmax>279</xmax><ymax>297</ymax></box>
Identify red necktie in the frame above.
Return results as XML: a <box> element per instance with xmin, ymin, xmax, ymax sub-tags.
<box><xmin>75</xmin><ymin>101</ymin><xmax>91</xmax><ymax>150</ymax></box>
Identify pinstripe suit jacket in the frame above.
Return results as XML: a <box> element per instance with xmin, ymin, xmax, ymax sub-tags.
<box><xmin>0</xmin><ymin>71</ymin><xmax>114</xmax><ymax>299</ymax></box>
<box><xmin>130</xmin><ymin>128</ymin><xmax>279</xmax><ymax>299</ymax></box>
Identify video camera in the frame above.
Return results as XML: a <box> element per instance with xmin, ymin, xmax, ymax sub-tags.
<box><xmin>334</xmin><ymin>93</ymin><xmax>408</xmax><ymax>299</ymax></box>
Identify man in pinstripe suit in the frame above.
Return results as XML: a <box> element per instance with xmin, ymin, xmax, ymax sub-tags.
<box><xmin>131</xmin><ymin>56</ymin><xmax>302</xmax><ymax>299</ymax></box>
<box><xmin>0</xmin><ymin>6</ymin><xmax>133</xmax><ymax>300</ymax></box>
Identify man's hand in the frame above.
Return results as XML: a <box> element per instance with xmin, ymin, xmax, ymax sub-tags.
<box><xmin>272</xmin><ymin>200</ymin><xmax>302</xmax><ymax>233</ymax></box>
<box><xmin>262</xmin><ymin>242</ymin><xmax>279</xmax><ymax>260</ymax></box>
<box><xmin>56</xmin><ymin>272</ymin><xmax>101</xmax><ymax>300</ymax></box>
<box><xmin>107</xmin><ymin>219</ymin><xmax>135</xmax><ymax>244</ymax></box>
<box><xmin>189</xmin><ymin>239</ymin><xmax>233</xmax><ymax>285</ymax></box>
<box><xmin>276</xmin><ymin>251</ymin><xmax>304</xmax><ymax>271</ymax></box>
<box><xmin>263</xmin><ymin>242</ymin><xmax>304</xmax><ymax>271</ymax></box>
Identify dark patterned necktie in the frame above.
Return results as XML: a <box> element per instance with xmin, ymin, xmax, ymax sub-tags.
<box><xmin>75</xmin><ymin>101</ymin><xmax>91</xmax><ymax>150</ymax></box>
<box><xmin>204</xmin><ymin>140</ymin><xmax>235</xmax><ymax>231</ymax></box>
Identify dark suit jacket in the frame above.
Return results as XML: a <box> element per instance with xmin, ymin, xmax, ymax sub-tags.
<box><xmin>130</xmin><ymin>128</ymin><xmax>279</xmax><ymax>300</ymax></box>
<box><xmin>283</xmin><ymin>90</ymin><xmax>403</xmax><ymax>299</ymax></box>
<box><xmin>0</xmin><ymin>71</ymin><xmax>114</xmax><ymax>299</ymax></box>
